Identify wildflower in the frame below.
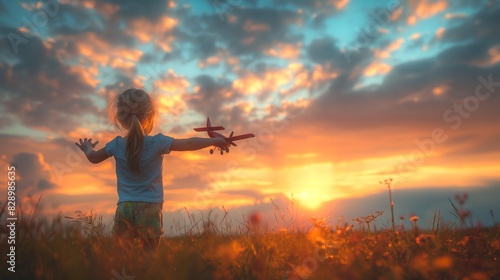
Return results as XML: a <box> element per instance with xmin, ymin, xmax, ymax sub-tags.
<box><xmin>249</xmin><ymin>212</ymin><xmax>262</xmax><ymax>226</ymax></box>
<box><xmin>455</xmin><ymin>192</ymin><xmax>468</xmax><ymax>206</ymax></box>
<box><xmin>460</xmin><ymin>209</ymin><xmax>471</xmax><ymax>220</ymax></box>
<box><xmin>416</xmin><ymin>234</ymin><xmax>435</xmax><ymax>246</ymax></box>
<box><xmin>410</xmin><ymin>215</ymin><xmax>419</xmax><ymax>222</ymax></box>
<box><xmin>400</xmin><ymin>215</ymin><xmax>405</xmax><ymax>220</ymax></box>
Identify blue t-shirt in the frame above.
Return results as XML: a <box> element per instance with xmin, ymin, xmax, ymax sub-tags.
<box><xmin>105</xmin><ymin>133</ymin><xmax>174</xmax><ymax>204</ymax></box>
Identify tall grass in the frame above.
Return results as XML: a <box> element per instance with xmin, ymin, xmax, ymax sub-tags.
<box><xmin>0</xmin><ymin>194</ymin><xmax>498</xmax><ymax>280</ymax></box>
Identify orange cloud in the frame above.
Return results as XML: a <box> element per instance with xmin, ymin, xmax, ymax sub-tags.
<box><xmin>21</xmin><ymin>2</ymin><xmax>43</xmax><ymax>11</ymax></box>
<box><xmin>72</xmin><ymin>33</ymin><xmax>143</xmax><ymax>71</ymax></box>
<box><xmin>375</xmin><ymin>38</ymin><xmax>404</xmax><ymax>59</ymax></box>
<box><xmin>486</xmin><ymin>45</ymin><xmax>500</xmax><ymax>66</ymax></box>
<box><xmin>68</xmin><ymin>65</ymin><xmax>100</xmax><ymax>88</ymax></box>
<box><xmin>153</xmin><ymin>70</ymin><xmax>189</xmax><ymax>116</ymax></box>
<box><xmin>198</xmin><ymin>56</ymin><xmax>220</xmax><ymax>68</ymax></box>
<box><xmin>407</xmin><ymin>0</ymin><xmax>448</xmax><ymax>25</ymax></box>
<box><xmin>435</xmin><ymin>27</ymin><xmax>446</xmax><ymax>39</ymax></box>
<box><xmin>233</xmin><ymin>63</ymin><xmax>337</xmax><ymax>98</ymax></box>
<box><xmin>312</xmin><ymin>64</ymin><xmax>338</xmax><ymax>83</ymax></box>
<box><xmin>331</xmin><ymin>0</ymin><xmax>349</xmax><ymax>10</ymax></box>
<box><xmin>127</xmin><ymin>16</ymin><xmax>178</xmax><ymax>51</ymax></box>
<box><xmin>198</xmin><ymin>50</ymin><xmax>240</xmax><ymax>69</ymax></box>
<box><xmin>232</xmin><ymin>67</ymin><xmax>292</xmax><ymax>95</ymax></box>
<box><xmin>431</xmin><ymin>84</ymin><xmax>450</xmax><ymax>96</ymax></box>
<box><xmin>264</xmin><ymin>42</ymin><xmax>302</xmax><ymax>59</ymax></box>
<box><xmin>364</xmin><ymin>62</ymin><xmax>391</xmax><ymax>76</ymax></box>
<box><xmin>471</xmin><ymin>45</ymin><xmax>500</xmax><ymax>67</ymax></box>
<box><xmin>391</xmin><ymin>6</ymin><xmax>403</xmax><ymax>21</ymax></box>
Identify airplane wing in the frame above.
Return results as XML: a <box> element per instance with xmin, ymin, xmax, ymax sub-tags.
<box><xmin>193</xmin><ymin>126</ymin><xmax>225</xmax><ymax>132</ymax></box>
<box><xmin>226</xmin><ymin>133</ymin><xmax>255</xmax><ymax>142</ymax></box>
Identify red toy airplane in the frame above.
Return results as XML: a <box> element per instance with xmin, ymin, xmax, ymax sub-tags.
<box><xmin>194</xmin><ymin>117</ymin><xmax>255</xmax><ymax>155</ymax></box>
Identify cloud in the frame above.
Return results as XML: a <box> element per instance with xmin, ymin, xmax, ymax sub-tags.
<box><xmin>126</xmin><ymin>16</ymin><xmax>178</xmax><ymax>51</ymax></box>
<box><xmin>374</xmin><ymin>38</ymin><xmax>404</xmax><ymax>59</ymax></box>
<box><xmin>180</xmin><ymin>7</ymin><xmax>302</xmax><ymax>61</ymax></box>
<box><xmin>272</xmin><ymin>0</ymin><xmax>348</xmax><ymax>27</ymax></box>
<box><xmin>0</xmin><ymin>31</ymin><xmax>100</xmax><ymax>132</ymax></box>
<box><xmin>167</xmin><ymin>174</ymin><xmax>209</xmax><ymax>190</ymax></box>
<box><xmin>263</xmin><ymin>42</ymin><xmax>302</xmax><ymax>59</ymax></box>
<box><xmin>406</xmin><ymin>0</ymin><xmax>448</xmax><ymax>25</ymax></box>
<box><xmin>10</xmin><ymin>152</ymin><xmax>58</xmax><ymax>195</ymax></box>
<box><xmin>439</xmin><ymin>5</ymin><xmax>500</xmax><ymax>45</ymax></box>
<box><xmin>183</xmin><ymin>74</ymin><xmax>243</xmax><ymax>124</ymax></box>
<box><xmin>364</xmin><ymin>61</ymin><xmax>391</xmax><ymax>76</ymax></box>
<box><xmin>435</xmin><ymin>27</ymin><xmax>446</xmax><ymax>40</ymax></box>
<box><xmin>153</xmin><ymin>70</ymin><xmax>190</xmax><ymax>117</ymax></box>
<box><xmin>69</xmin><ymin>0</ymin><xmax>174</xmax><ymax>21</ymax></box>
<box><xmin>306</xmin><ymin>35</ymin><xmax>372</xmax><ymax>92</ymax></box>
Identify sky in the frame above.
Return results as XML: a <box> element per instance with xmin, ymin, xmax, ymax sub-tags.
<box><xmin>0</xmin><ymin>0</ymin><xmax>499</xmax><ymax>232</ymax></box>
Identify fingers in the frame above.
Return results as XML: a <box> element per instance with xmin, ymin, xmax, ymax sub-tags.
<box><xmin>76</xmin><ymin>137</ymin><xmax>100</xmax><ymax>150</ymax></box>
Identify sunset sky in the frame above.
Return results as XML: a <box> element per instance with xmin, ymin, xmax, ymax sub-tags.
<box><xmin>0</xmin><ymin>0</ymin><xmax>499</xmax><ymax>231</ymax></box>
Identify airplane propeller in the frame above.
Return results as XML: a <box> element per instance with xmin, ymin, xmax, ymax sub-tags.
<box><xmin>228</xmin><ymin>131</ymin><xmax>237</xmax><ymax>147</ymax></box>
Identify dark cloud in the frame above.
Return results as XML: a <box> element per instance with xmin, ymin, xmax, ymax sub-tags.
<box><xmin>99</xmin><ymin>0</ymin><xmax>171</xmax><ymax>20</ymax></box>
<box><xmin>189</xmin><ymin>34</ymin><xmax>218</xmax><ymax>60</ymax></box>
<box><xmin>10</xmin><ymin>152</ymin><xmax>58</xmax><ymax>195</ymax></box>
<box><xmin>272</xmin><ymin>0</ymin><xmax>347</xmax><ymax>27</ymax></box>
<box><xmin>306</xmin><ymin>35</ymin><xmax>372</xmax><ymax>92</ymax></box>
<box><xmin>441</xmin><ymin>5</ymin><xmax>500</xmax><ymax>44</ymax></box>
<box><xmin>0</xmin><ymin>30</ymin><xmax>99</xmax><ymax>132</ymax></box>
<box><xmin>184</xmin><ymin>75</ymin><xmax>244</xmax><ymax>124</ymax></box>
<box><xmin>180</xmin><ymin>7</ymin><xmax>303</xmax><ymax>61</ymax></box>
<box><xmin>46</xmin><ymin>3</ymin><xmax>104</xmax><ymax>36</ymax></box>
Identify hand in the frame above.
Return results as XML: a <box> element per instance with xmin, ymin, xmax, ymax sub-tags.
<box><xmin>75</xmin><ymin>138</ymin><xmax>99</xmax><ymax>155</ymax></box>
<box><xmin>213</xmin><ymin>138</ymin><xmax>228</xmax><ymax>150</ymax></box>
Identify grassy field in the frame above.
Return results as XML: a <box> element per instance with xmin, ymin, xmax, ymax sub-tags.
<box><xmin>0</xmin><ymin>196</ymin><xmax>499</xmax><ymax>280</ymax></box>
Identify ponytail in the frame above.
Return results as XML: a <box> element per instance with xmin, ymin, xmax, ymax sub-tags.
<box><xmin>111</xmin><ymin>88</ymin><xmax>156</xmax><ymax>175</ymax></box>
<box><xmin>126</xmin><ymin>114</ymin><xmax>144</xmax><ymax>174</ymax></box>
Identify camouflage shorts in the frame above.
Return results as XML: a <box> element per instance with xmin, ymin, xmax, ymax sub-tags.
<box><xmin>112</xmin><ymin>201</ymin><xmax>163</xmax><ymax>239</ymax></box>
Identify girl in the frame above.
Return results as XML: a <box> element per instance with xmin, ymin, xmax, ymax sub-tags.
<box><xmin>75</xmin><ymin>88</ymin><xmax>227</xmax><ymax>252</ymax></box>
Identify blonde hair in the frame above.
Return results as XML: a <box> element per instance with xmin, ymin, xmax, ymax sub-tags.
<box><xmin>109</xmin><ymin>88</ymin><xmax>157</xmax><ymax>174</ymax></box>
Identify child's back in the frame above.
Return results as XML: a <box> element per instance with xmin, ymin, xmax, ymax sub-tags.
<box><xmin>105</xmin><ymin>133</ymin><xmax>173</xmax><ymax>203</ymax></box>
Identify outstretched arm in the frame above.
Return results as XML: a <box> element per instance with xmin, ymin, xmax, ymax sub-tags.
<box><xmin>170</xmin><ymin>137</ymin><xmax>227</xmax><ymax>152</ymax></box>
<box><xmin>75</xmin><ymin>138</ymin><xmax>110</xmax><ymax>164</ymax></box>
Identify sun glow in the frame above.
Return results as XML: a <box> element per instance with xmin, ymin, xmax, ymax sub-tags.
<box><xmin>282</xmin><ymin>162</ymin><xmax>335</xmax><ymax>210</ymax></box>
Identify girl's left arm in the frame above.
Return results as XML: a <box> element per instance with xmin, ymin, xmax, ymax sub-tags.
<box><xmin>75</xmin><ymin>138</ymin><xmax>111</xmax><ymax>164</ymax></box>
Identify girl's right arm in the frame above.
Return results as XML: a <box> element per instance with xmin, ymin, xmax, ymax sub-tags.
<box><xmin>170</xmin><ymin>137</ymin><xmax>227</xmax><ymax>152</ymax></box>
